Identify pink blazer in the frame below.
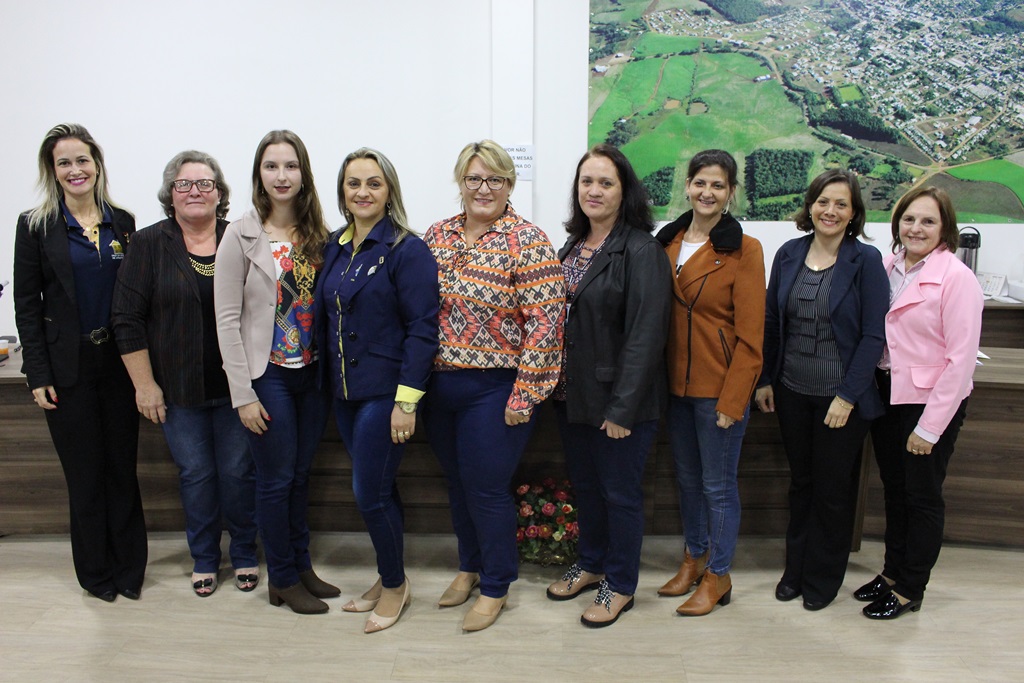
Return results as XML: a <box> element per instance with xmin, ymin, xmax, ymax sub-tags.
<box><xmin>883</xmin><ymin>246</ymin><xmax>983</xmax><ymax>437</ymax></box>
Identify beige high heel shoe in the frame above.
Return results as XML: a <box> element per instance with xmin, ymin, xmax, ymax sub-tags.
<box><xmin>343</xmin><ymin>576</ymin><xmax>383</xmax><ymax>613</ymax></box>
<box><xmin>438</xmin><ymin>572</ymin><xmax>479</xmax><ymax>608</ymax></box>
<box><xmin>364</xmin><ymin>580</ymin><xmax>411</xmax><ymax>633</ymax></box>
<box><xmin>462</xmin><ymin>594</ymin><xmax>507</xmax><ymax>631</ymax></box>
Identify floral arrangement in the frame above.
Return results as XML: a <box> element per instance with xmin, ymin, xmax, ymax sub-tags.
<box><xmin>515</xmin><ymin>478</ymin><xmax>578</xmax><ymax>566</ymax></box>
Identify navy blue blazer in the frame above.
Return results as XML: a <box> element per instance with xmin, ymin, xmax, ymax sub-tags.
<box><xmin>760</xmin><ymin>234</ymin><xmax>888</xmax><ymax>420</ymax></box>
<box><xmin>314</xmin><ymin>217</ymin><xmax>440</xmax><ymax>402</ymax></box>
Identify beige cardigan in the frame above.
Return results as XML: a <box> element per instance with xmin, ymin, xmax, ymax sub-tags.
<box><xmin>214</xmin><ymin>209</ymin><xmax>278</xmax><ymax>408</ymax></box>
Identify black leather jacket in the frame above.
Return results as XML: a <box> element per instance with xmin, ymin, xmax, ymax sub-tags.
<box><xmin>557</xmin><ymin>225</ymin><xmax>672</xmax><ymax>428</ymax></box>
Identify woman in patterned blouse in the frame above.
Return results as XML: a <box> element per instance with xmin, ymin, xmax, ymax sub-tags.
<box><xmin>215</xmin><ymin>130</ymin><xmax>334</xmax><ymax>615</ymax></box>
<box><xmin>423</xmin><ymin>140</ymin><xmax>566</xmax><ymax>632</ymax></box>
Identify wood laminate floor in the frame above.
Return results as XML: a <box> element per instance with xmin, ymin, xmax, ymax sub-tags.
<box><xmin>1</xmin><ymin>532</ymin><xmax>1021</xmax><ymax>682</ymax></box>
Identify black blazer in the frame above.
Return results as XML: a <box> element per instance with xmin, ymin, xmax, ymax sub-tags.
<box><xmin>558</xmin><ymin>225</ymin><xmax>672</xmax><ymax>429</ymax></box>
<box><xmin>13</xmin><ymin>207</ymin><xmax>135</xmax><ymax>389</ymax></box>
<box><xmin>112</xmin><ymin>218</ymin><xmax>227</xmax><ymax>406</ymax></box>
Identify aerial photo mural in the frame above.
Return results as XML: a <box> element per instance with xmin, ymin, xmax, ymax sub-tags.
<box><xmin>588</xmin><ymin>0</ymin><xmax>1024</xmax><ymax>222</ymax></box>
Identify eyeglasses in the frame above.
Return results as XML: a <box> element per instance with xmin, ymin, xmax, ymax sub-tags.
<box><xmin>172</xmin><ymin>179</ymin><xmax>217</xmax><ymax>193</ymax></box>
<box><xmin>463</xmin><ymin>175</ymin><xmax>507</xmax><ymax>191</ymax></box>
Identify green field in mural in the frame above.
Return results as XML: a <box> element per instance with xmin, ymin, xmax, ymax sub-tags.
<box><xmin>589</xmin><ymin>0</ymin><xmax>1024</xmax><ymax>222</ymax></box>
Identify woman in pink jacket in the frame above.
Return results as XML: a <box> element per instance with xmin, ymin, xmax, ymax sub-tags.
<box><xmin>856</xmin><ymin>186</ymin><xmax>982</xmax><ymax>619</ymax></box>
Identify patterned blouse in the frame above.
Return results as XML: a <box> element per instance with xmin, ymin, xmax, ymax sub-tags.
<box><xmin>553</xmin><ymin>239</ymin><xmax>605</xmax><ymax>401</ymax></box>
<box><xmin>269</xmin><ymin>241</ymin><xmax>318</xmax><ymax>367</ymax></box>
<box><xmin>424</xmin><ymin>206</ymin><xmax>566</xmax><ymax>412</ymax></box>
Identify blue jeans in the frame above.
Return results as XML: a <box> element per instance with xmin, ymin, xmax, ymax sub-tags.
<box><xmin>424</xmin><ymin>369</ymin><xmax>535</xmax><ymax>598</ymax></box>
<box><xmin>334</xmin><ymin>397</ymin><xmax>406</xmax><ymax>588</ymax></box>
<box><xmin>162</xmin><ymin>397</ymin><xmax>258</xmax><ymax>573</ymax></box>
<box><xmin>668</xmin><ymin>395</ymin><xmax>749</xmax><ymax>575</ymax></box>
<box><xmin>556</xmin><ymin>401</ymin><xmax>657</xmax><ymax>595</ymax></box>
<box><xmin>249</xmin><ymin>362</ymin><xmax>330</xmax><ymax>588</ymax></box>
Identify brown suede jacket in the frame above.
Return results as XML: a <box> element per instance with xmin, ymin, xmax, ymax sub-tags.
<box><xmin>655</xmin><ymin>211</ymin><xmax>765</xmax><ymax>421</ymax></box>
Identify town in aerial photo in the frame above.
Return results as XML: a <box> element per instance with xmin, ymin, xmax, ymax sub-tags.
<box><xmin>589</xmin><ymin>0</ymin><xmax>1024</xmax><ymax>222</ymax></box>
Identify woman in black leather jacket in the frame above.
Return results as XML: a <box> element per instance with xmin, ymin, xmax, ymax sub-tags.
<box><xmin>544</xmin><ymin>144</ymin><xmax>671</xmax><ymax>627</ymax></box>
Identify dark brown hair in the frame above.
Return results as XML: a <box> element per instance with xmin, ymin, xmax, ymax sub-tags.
<box><xmin>564</xmin><ymin>143</ymin><xmax>652</xmax><ymax>240</ymax></box>
<box><xmin>890</xmin><ymin>185</ymin><xmax>959</xmax><ymax>254</ymax></box>
<box><xmin>793</xmin><ymin>169</ymin><xmax>866</xmax><ymax>238</ymax></box>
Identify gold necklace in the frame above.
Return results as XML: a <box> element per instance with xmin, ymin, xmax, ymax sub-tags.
<box><xmin>189</xmin><ymin>256</ymin><xmax>215</xmax><ymax>277</ymax></box>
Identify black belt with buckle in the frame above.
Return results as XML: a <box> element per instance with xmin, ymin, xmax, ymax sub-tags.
<box><xmin>82</xmin><ymin>327</ymin><xmax>112</xmax><ymax>345</ymax></box>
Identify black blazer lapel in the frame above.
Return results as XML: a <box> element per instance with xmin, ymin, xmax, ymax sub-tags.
<box><xmin>828</xmin><ymin>238</ymin><xmax>860</xmax><ymax>317</ymax></box>
<box><xmin>42</xmin><ymin>214</ymin><xmax>77</xmax><ymax>308</ymax></box>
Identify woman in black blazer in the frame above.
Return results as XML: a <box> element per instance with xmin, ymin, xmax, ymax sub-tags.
<box><xmin>545</xmin><ymin>144</ymin><xmax>671</xmax><ymax>627</ymax></box>
<box><xmin>13</xmin><ymin>123</ymin><xmax>147</xmax><ymax>602</ymax></box>
<box><xmin>112</xmin><ymin>151</ymin><xmax>258</xmax><ymax>598</ymax></box>
<box><xmin>755</xmin><ymin>170</ymin><xmax>888</xmax><ymax>610</ymax></box>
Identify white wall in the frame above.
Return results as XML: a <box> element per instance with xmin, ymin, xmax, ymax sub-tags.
<box><xmin>1</xmin><ymin>0</ymin><xmax>1019</xmax><ymax>343</ymax></box>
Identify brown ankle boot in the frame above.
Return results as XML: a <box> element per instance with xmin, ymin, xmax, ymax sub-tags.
<box><xmin>675</xmin><ymin>569</ymin><xmax>731</xmax><ymax>616</ymax></box>
<box><xmin>657</xmin><ymin>549</ymin><xmax>708</xmax><ymax>596</ymax></box>
<box><xmin>268</xmin><ymin>581</ymin><xmax>329</xmax><ymax>614</ymax></box>
<box><xmin>299</xmin><ymin>568</ymin><xmax>340</xmax><ymax>598</ymax></box>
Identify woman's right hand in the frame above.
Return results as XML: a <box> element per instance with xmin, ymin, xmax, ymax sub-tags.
<box><xmin>136</xmin><ymin>382</ymin><xmax>167</xmax><ymax>424</ymax></box>
<box><xmin>238</xmin><ymin>400</ymin><xmax>271</xmax><ymax>434</ymax></box>
<box><xmin>31</xmin><ymin>386</ymin><xmax>58</xmax><ymax>410</ymax></box>
<box><xmin>754</xmin><ymin>385</ymin><xmax>775</xmax><ymax>413</ymax></box>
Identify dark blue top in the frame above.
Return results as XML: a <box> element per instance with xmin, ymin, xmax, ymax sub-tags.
<box><xmin>64</xmin><ymin>203</ymin><xmax>122</xmax><ymax>336</ymax></box>
<box><xmin>761</xmin><ymin>234</ymin><xmax>889</xmax><ymax>420</ymax></box>
<box><xmin>315</xmin><ymin>216</ymin><xmax>440</xmax><ymax>402</ymax></box>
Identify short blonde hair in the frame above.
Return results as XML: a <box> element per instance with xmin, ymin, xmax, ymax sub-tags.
<box><xmin>453</xmin><ymin>140</ymin><xmax>516</xmax><ymax>194</ymax></box>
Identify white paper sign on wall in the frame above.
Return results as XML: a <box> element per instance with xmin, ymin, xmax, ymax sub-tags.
<box><xmin>505</xmin><ymin>144</ymin><xmax>535</xmax><ymax>181</ymax></box>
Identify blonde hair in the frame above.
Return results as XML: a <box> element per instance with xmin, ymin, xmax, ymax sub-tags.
<box><xmin>337</xmin><ymin>147</ymin><xmax>414</xmax><ymax>245</ymax></box>
<box><xmin>28</xmin><ymin>123</ymin><xmax>125</xmax><ymax>232</ymax></box>
<box><xmin>453</xmin><ymin>140</ymin><xmax>516</xmax><ymax>194</ymax></box>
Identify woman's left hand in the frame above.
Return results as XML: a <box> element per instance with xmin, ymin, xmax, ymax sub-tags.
<box><xmin>716</xmin><ymin>411</ymin><xmax>736</xmax><ymax>429</ymax></box>
<box><xmin>391</xmin><ymin>406</ymin><xmax>416</xmax><ymax>444</ymax></box>
<box><xmin>906</xmin><ymin>433</ymin><xmax>933</xmax><ymax>455</ymax></box>
<box><xmin>824</xmin><ymin>397</ymin><xmax>854</xmax><ymax>430</ymax></box>
<box><xmin>505</xmin><ymin>407</ymin><xmax>532</xmax><ymax>427</ymax></box>
<box><xmin>601</xmin><ymin>420</ymin><xmax>632</xmax><ymax>439</ymax></box>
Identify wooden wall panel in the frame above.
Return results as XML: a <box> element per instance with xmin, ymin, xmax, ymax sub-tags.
<box><xmin>3</xmin><ymin>347</ymin><xmax>1023</xmax><ymax>549</ymax></box>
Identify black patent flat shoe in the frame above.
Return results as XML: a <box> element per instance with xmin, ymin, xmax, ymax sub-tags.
<box><xmin>775</xmin><ymin>582</ymin><xmax>801</xmax><ymax>602</ymax></box>
<box><xmin>118</xmin><ymin>588</ymin><xmax>141</xmax><ymax>600</ymax></box>
<box><xmin>853</xmin><ymin>575</ymin><xmax>892</xmax><ymax>602</ymax></box>
<box><xmin>802</xmin><ymin>597</ymin><xmax>832</xmax><ymax>611</ymax></box>
<box><xmin>863</xmin><ymin>592</ymin><xmax>922</xmax><ymax>619</ymax></box>
<box><xmin>90</xmin><ymin>590</ymin><xmax>117</xmax><ymax>603</ymax></box>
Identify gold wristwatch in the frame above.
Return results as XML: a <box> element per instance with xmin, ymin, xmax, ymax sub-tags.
<box><xmin>395</xmin><ymin>401</ymin><xmax>417</xmax><ymax>414</ymax></box>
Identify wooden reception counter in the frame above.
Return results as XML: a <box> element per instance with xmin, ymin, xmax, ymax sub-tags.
<box><xmin>2</xmin><ymin>347</ymin><xmax>1023</xmax><ymax>549</ymax></box>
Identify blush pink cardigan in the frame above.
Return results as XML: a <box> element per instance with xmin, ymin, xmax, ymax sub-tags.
<box><xmin>883</xmin><ymin>246</ymin><xmax>983</xmax><ymax>439</ymax></box>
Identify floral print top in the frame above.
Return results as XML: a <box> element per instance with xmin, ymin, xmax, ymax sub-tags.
<box><xmin>269</xmin><ymin>241</ymin><xmax>318</xmax><ymax>367</ymax></box>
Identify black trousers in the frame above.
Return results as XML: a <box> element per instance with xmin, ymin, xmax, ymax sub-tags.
<box><xmin>871</xmin><ymin>370</ymin><xmax>967</xmax><ymax>602</ymax></box>
<box><xmin>45</xmin><ymin>341</ymin><xmax>147</xmax><ymax>595</ymax></box>
<box><xmin>774</xmin><ymin>383</ymin><xmax>871</xmax><ymax>603</ymax></box>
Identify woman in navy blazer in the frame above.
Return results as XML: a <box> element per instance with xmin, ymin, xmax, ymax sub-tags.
<box><xmin>13</xmin><ymin>123</ymin><xmax>147</xmax><ymax>602</ymax></box>
<box><xmin>755</xmin><ymin>170</ymin><xmax>888</xmax><ymax>610</ymax></box>
<box><xmin>315</xmin><ymin>148</ymin><xmax>439</xmax><ymax>633</ymax></box>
